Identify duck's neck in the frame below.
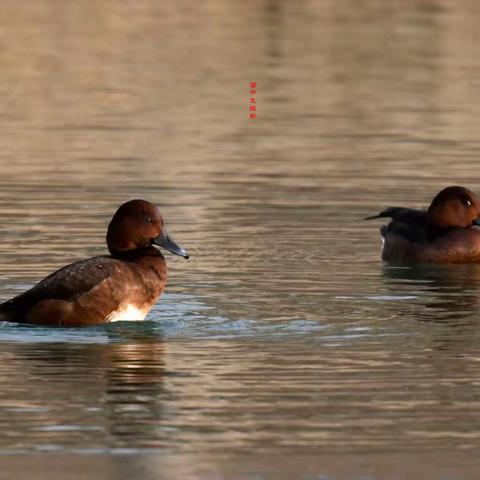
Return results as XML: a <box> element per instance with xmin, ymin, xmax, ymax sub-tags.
<box><xmin>426</xmin><ymin>222</ymin><xmax>458</xmax><ymax>242</ymax></box>
<box><xmin>110</xmin><ymin>245</ymin><xmax>165</xmax><ymax>263</ymax></box>
<box><xmin>111</xmin><ymin>246</ymin><xmax>167</xmax><ymax>283</ymax></box>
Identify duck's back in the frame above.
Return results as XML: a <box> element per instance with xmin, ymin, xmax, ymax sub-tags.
<box><xmin>366</xmin><ymin>207</ymin><xmax>428</xmax><ymax>244</ymax></box>
<box><xmin>0</xmin><ymin>256</ymin><xmax>116</xmax><ymax>324</ymax></box>
<box><xmin>0</xmin><ymin>254</ymin><xmax>166</xmax><ymax>326</ymax></box>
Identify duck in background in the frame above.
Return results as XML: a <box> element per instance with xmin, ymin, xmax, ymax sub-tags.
<box><xmin>365</xmin><ymin>186</ymin><xmax>480</xmax><ymax>263</ymax></box>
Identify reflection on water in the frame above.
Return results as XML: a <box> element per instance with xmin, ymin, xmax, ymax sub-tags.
<box><xmin>1</xmin><ymin>0</ymin><xmax>480</xmax><ymax>477</ymax></box>
<box><xmin>0</xmin><ymin>326</ymin><xmax>166</xmax><ymax>452</ymax></box>
<box><xmin>383</xmin><ymin>264</ymin><xmax>480</xmax><ymax>322</ymax></box>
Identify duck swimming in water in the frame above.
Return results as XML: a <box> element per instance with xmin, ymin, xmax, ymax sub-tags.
<box><xmin>0</xmin><ymin>199</ymin><xmax>189</xmax><ymax>326</ymax></box>
<box><xmin>365</xmin><ymin>186</ymin><xmax>480</xmax><ymax>263</ymax></box>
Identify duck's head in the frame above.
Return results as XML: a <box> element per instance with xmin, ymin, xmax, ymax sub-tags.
<box><xmin>106</xmin><ymin>199</ymin><xmax>189</xmax><ymax>258</ymax></box>
<box><xmin>427</xmin><ymin>186</ymin><xmax>480</xmax><ymax>229</ymax></box>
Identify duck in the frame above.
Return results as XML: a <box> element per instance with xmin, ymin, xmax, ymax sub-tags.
<box><xmin>365</xmin><ymin>186</ymin><xmax>480</xmax><ymax>263</ymax></box>
<box><xmin>0</xmin><ymin>199</ymin><xmax>189</xmax><ymax>326</ymax></box>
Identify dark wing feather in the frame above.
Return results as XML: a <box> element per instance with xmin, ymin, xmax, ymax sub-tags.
<box><xmin>0</xmin><ymin>255</ymin><xmax>117</xmax><ymax>322</ymax></box>
<box><xmin>364</xmin><ymin>207</ymin><xmax>426</xmax><ymax>223</ymax></box>
<box><xmin>365</xmin><ymin>207</ymin><xmax>428</xmax><ymax>243</ymax></box>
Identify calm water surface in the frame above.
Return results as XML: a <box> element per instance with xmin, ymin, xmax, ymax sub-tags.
<box><xmin>1</xmin><ymin>1</ymin><xmax>480</xmax><ymax>478</ymax></box>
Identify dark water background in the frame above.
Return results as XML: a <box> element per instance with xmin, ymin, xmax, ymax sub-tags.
<box><xmin>1</xmin><ymin>1</ymin><xmax>480</xmax><ymax>478</ymax></box>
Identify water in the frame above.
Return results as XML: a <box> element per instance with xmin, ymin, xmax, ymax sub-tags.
<box><xmin>1</xmin><ymin>1</ymin><xmax>480</xmax><ymax>478</ymax></box>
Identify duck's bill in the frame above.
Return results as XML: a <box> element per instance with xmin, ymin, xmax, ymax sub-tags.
<box><xmin>153</xmin><ymin>231</ymin><xmax>189</xmax><ymax>259</ymax></box>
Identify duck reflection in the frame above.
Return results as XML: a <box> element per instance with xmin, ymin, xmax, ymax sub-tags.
<box><xmin>382</xmin><ymin>263</ymin><xmax>480</xmax><ymax>323</ymax></box>
<box><xmin>3</xmin><ymin>323</ymin><xmax>168</xmax><ymax>449</ymax></box>
<box><xmin>102</xmin><ymin>326</ymin><xmax>167</xmax><ymax>447</ymax></box>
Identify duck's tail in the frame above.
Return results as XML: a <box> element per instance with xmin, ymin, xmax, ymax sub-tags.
<box><xmin>364</xmin><ymin>207</ymin><xmax>406</xmax><ymax>221</ymax></box>
<box><xmin>365</xmin><ymin>207</ymin><xmax>428</xmax><ymax>227</ymax></box>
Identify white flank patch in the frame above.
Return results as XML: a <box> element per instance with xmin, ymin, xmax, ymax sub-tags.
<box><xmin>108</xmin><ymin>304</ymin><xmax>148</xmax><ymax>322</ymax></box>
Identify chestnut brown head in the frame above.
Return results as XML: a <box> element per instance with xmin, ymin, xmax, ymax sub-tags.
<box><xmin>427</xmin><ymin>186</ymin><xmax>480</xmax><ymax>229</ymax></box>
<box><xmin>106</xmin><ymin>199</ymin><xmax>189</xmax><ymax>258</ymax></box>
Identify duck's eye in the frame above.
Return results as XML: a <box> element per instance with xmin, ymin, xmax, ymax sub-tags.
<box><xmin>144</xmin><ymin>216</ymin><xmax>152</xmax><ymax>223</ymax></box>
<box><xmin>463</xmin><ymin>199</ymin><xmax>472</xmax><ymax>208</ymax></box>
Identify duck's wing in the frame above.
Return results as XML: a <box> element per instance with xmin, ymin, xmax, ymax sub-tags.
<box><xmin>0</xmin><ymin>256</ymin><xmax>117</xmax><ymax>323</ymax></box>
<box><xmin>364</xmin><ymin>207</ymin><xmax>426</xmax><ymax>223</ymax></box>
<box><xmin>364</xmin><ymin>207</ymin><xmax>428</xmax><ymax>243</ymax></box>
